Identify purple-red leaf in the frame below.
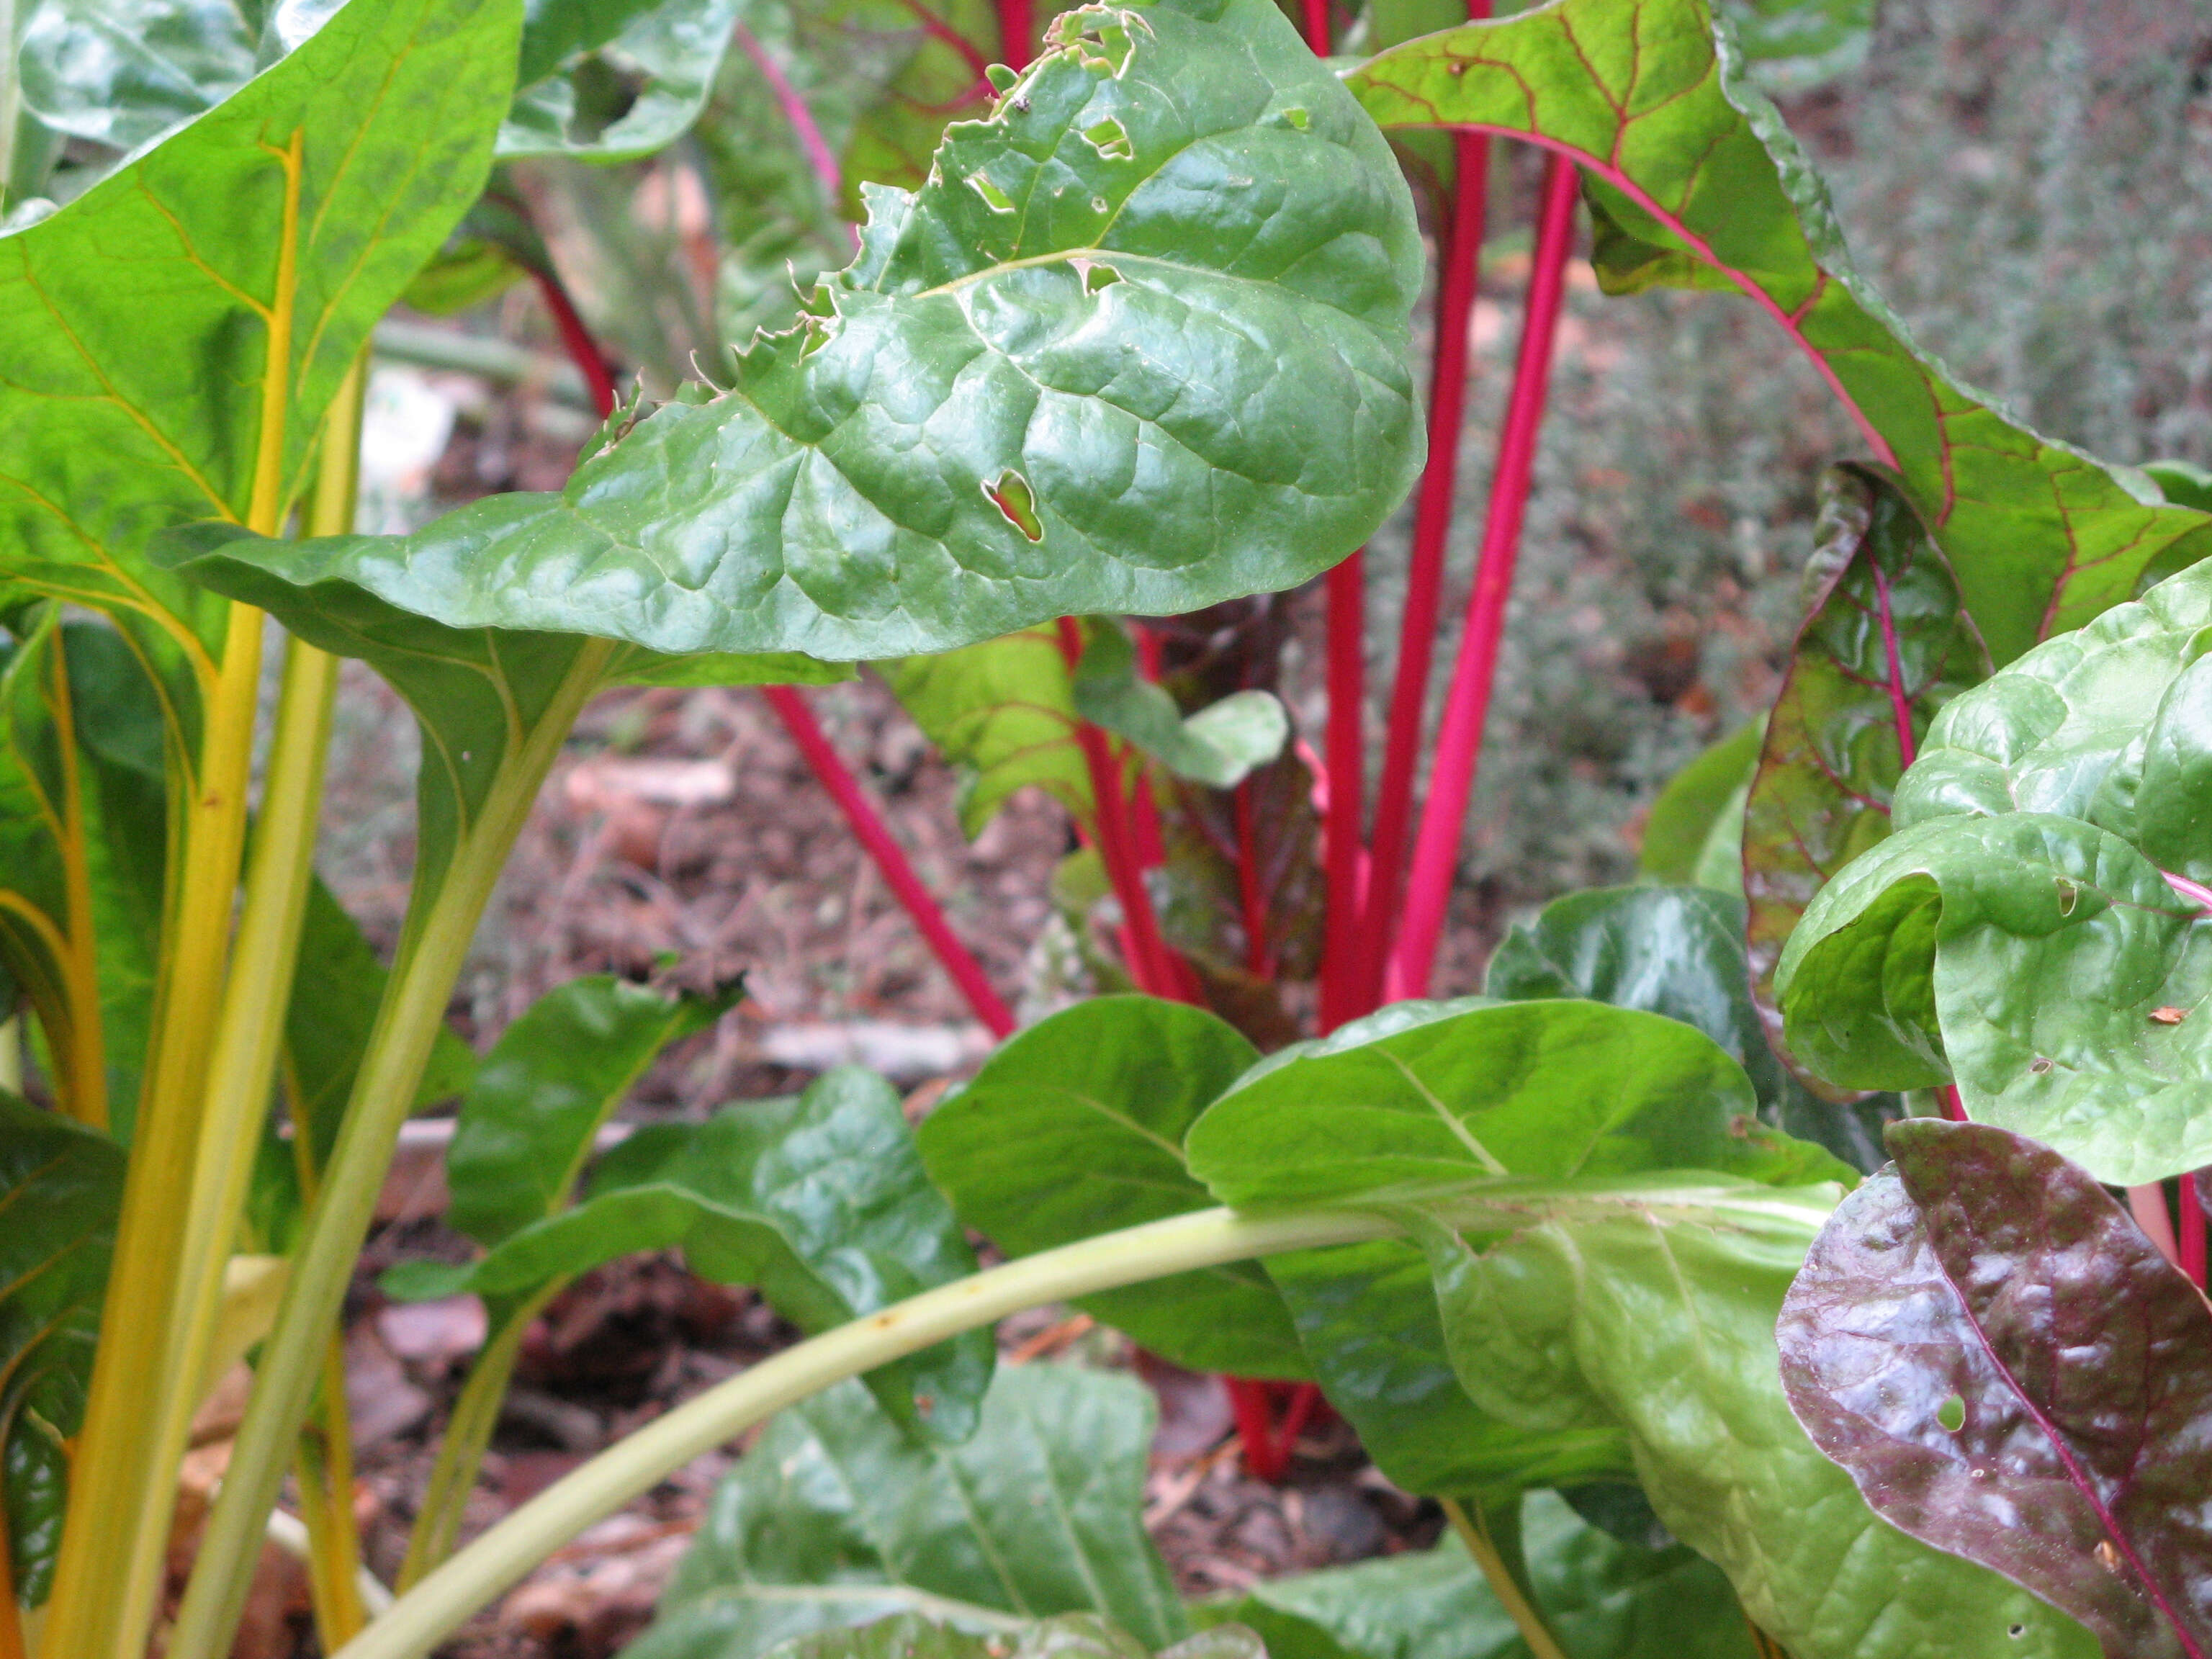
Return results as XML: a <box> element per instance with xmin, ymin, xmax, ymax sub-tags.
<box><xmin>1779</xmin><ymin>1118</ymin><xmax>2212</xmax><ymax>1659</ymax></box>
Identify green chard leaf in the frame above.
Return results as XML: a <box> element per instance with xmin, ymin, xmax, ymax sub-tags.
<box><xmin>629</xmin><ymin>1365</ymin><xmax>1185</xmax><ymax>1659</ymax></box>
<box><xmin>1411</xmin><ymin>1184</ymin><xmax>2092</xmax><ymax>1659</ymax></box>
<box><xmin>15</xmin><ymin>0</ymin><xmax>271</xmax><ymax>156</ymax></box>
<box><xmin>176</xmin><ymin>0</ymin><xmax>1425</xmax><ymax>665</ymax></box>
<box><xmin>916</xmin><ymin>995</ymin><xmax>1308</xmax><ymax>1378</ymax></box>
<box><xmin>440</xmin><ymin>974</ymin><xmax>737</xmax><ymax>1250</ymax></box>
<box><xmin>502</xmin><ymin>0</ymin><xmax>742</xmax><ymax>161</ymax></box>
<box><xmin>1197</xmin><ymin>1493</ymin><xmax>1756</xmax><ymax>1659</ymax></box>
<box><xmin>1184</xmin><ymin>997</ymin><xmax>1845</xmax><ymax>1500</ymax></box>
<box><xmin>1071</xmin><ymin>621</ymin><xmax>1287</xmax><ymax>791</ymax></box>
<box><xmin>0</xmin><ymin>617</ymin><xmax>166</xmax><ymax>1138</ymax></box>
<box><xmin>1</xmin><ymin>0</ymin><xmax>521</xmax><ymax>739</ymax></box>
<box><xmin>1344</xmin><ymin>0</ymin><xmax>2212</xmax><ymax>668</ymax></box>
<box><xmin>1484</xmin><ymin>883</ymin><xmax>1896</xmax><ymax>1173</ymax></box>
<box><xmin>0</xmin><ymin>1094</ymin><xmax>122</xmax><ymax>1607</ymax></box>
<box><xmin>757</xmin><ymin>1614</ymin><xmax>1264</xmax><ymax>1659</ymax></box>
<box><xmin>1781</xmin><ymin>1120</ymin><xmax>2212</xmax><ymax>1659</ymax></box>
<box><xmin>1743</xmin><ymin>465</ymin><xmax>1988</xmax><ymax>1071</ymax></box>
<box><xmin>1777</xmin><ymin>558</ymin><xmax>2212</xmax><ymax>1184</ymax></box>
<box><xmin>1636</xmin><ymin>719</ymin><xmax>1761</xmax><ymax>891</ymax></box>
<box><xmin>881</xmin><ymin>624</ymin><xmax>1094</xmax><ymax>837</ymax></box>
<box><xmin>829</xmin><ymin>0</ymin><xmax>1007</xmax><ymax>214</ymax></box>
<box><xmin>392</xmin><ymin>1066</ymin><xmax>989</xmax><ymax>1438</ymax></box>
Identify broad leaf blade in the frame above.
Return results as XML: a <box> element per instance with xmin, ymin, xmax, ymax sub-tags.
<box><xmin>881</xmin><ymin>624</ymin><xmax>1092</xmax><ymax>837</ymax></box>
<box><xmin>1780</xmin><ymin>1119</ymin><xmax>2212</xmax><ymax>1659</ymax></box>
<box><xmin>1344</xmin><ymin>0</ymin><xmax>2212</xmax><ymax>667</ymax></box>
<box><xmin>1198</xmin><ymin>1493</ymin><xmax>1758</xmax><ymax>1659</ymax></box>
<box><xmin>1484</xmin><ymin>883</ymin><xmax>1894</xmax><ymax>1173</ymax></box>
<box><xmin>1743</xmin><ymin>465</ymin><xmax>1988</xmax><ymax>1065</ymax></box>
<box><xmin>631</xmin><ymin>1365</ymin><xmax>1186</xmax><ymax>1659</ymax></box>
<box><xmin>502</xmin><ymin>0</ymin><xmax>742</xmax><ymax>161</ymax></box>
<box><xmin>444</xmin><ymin>975</ymin><xmax>736</xmax><ymax>1248</ymax></box>
<box><xmin>0</xmin><ymin>1095</ymin><xmax>121</xmax><ymax>1606</ymax></box>
<box><xmin>1637</xmin><ymin>720</ymin><xmax>1761</xmax><ymax>889</ymax></box>
<box><xmin>0</xmin><ymin>0</ymin><xmax>521</xmax><ymax>721</ymax></box>
<box><xmin>181</xmin><ymin>0</ymin><xmax>1425</xmax><ymax>663</ymax></box>
<box><xmin>1413</xmin><ymin>1184</ymin><xmax>2088</xmax><ymax>1659</ymax></box>
<box><xmin>392</xmin><ymin>1068</ymin><xmax>989</xmax><ymax>1437</ymax></box>
<box><xmin>916</xmin><ymin>996</ymin><xmax>1306</xmax><ymax>1377</ymax></box>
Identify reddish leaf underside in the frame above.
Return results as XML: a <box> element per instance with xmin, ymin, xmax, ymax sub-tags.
<box><xmin>1779</xmin><ymin>1118</ymin><xmax>2212</xmax><ymax>1659</ymax></box>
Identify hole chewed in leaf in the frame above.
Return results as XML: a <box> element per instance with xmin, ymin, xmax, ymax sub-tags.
<box><xmin>1937</xmin><ymin>1394</ymin><xmax>1965</xmax><ymax>1432</ymax></box>
<box><xmin>2056</xmin><ymin>877</ymin><xmax>2079</xmax><ymax>916</ymax></box>
<box><xmin>1071</xmin><ymin>256</ymin><xmax>1121</xmax><ymax>294</ymax></box>
<box><xmin>968</xmin><ymin>174</ymin><xmax>1015</xmax><ymax>213</ymax></box>
<box><xmin>984</xmin><ymin>470</ymin><xmax>1043</xmax><ymax>541</ymax></box>
<box><xmin>1278</xmin><ymin>104</ymin><xmax>1310</xmax><ymax>129</ymax></box>
<box><xmin>1082</xmin><ymin>116</ymin><xmax>1133</xmax><ymax>159</ymax></box>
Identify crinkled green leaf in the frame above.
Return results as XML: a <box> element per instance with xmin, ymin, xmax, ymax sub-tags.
<box><xmin>917</xmin><ymin>995</ymin><xmax>1305</xmax><ymax>1377</ymax></box>
<box><xmin>1187</xmin><ymin>997</ymin><xmax>1840</xmax><ymax>1500</ymax></box>
<box><xmin>0</xmin><ymin>0</ymin><xmax>518</xmax><ymax>734</ymax></box>
<box><xmin>0</xmin><ymin>1094</ymin><xmax>121</xmax><ymax>1606</ymax></box>
<box><xmin>1743</xmin><ymin>465</ymin><xmax>1988</xmax><ymax>1073</ymax></box>
<box><xmin>1637</xmin><ymin>719</ymin><xmax>1761</xmax><ymax>889</ymax></box>
<box><xmin>14</xmin><ymin>0</ymin><xmax>276</xmax><ymax>154</ymax></box>
<box><xmin>629</xmin><ymin>1364</ymin><xmax>1186</xmax><ymax>1659</ymax></box>
<box><xmin>442</xmin><ymin>975</ymin><xmax>737</xmax><ymax>1249</ymax></box>
<box><xmin>881</xmin><ymin>624</ymin><xmax>1092</xmax><ymax>837</ymax></box>
<box><xmin>179</xmin><ymin>0</ymin><xmax>1425</xmax><ymax>664</ymax></box>
<box><xmin>1196</xmin><ymin>1493</ymin><xmax>1755</xmax><ymax>1659</ymax></box>
<box><xmin>1485</xmin><ymin>884</ymin><xmax>1890</xmax><ymax>1173</ymax></box>
<box><xmin>1072</xmin><ymin>622</ymin><xmax>1287</xmax><ymax>791</ymax></box>
<box><xmin>1413</xmin><ymin>1183</ymin><xmax>2091</xmax><ymax>1659</ymax></box>
<box><xmin>1719</xmin><ymin>0</ymin><xmax>1872</xmax><ymax>92</ymax></box>
<box><xmin>1781</xmin><ymin>1120</ymin><xmax>2212</xmax><ymax>1659</ymax></box>
<box><xmin>1344</xmin><ymin>0</ymin><xmax>2212</xmax><ymax>667</ymax></box>
<box><xmin>502</xmin><ymin>0</ymin><xmax>742</xmax><ymax>161</ymax></box>
<box><xmin>390</xmin><ymin>1067</ymin><xmax>989</xmax><ymax>1438</ymax></box>
<box><xmin>1779</xmin><ymin>559</ymin><xmax>2212</xmax><ymax>1184</ymax></box>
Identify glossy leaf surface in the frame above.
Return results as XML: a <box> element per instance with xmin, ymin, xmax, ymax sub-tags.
<box><xmin>16</xmin><ymin>0</ymin><xmax>287</xmax><ymax>153</ymax></box>
<box><xmin>444</xmin><ymin>975</ymin><xmax>737</xmax><ymax>1249</ymax></box>
<box><xmin>0</xmin><ymin>1095</ymin><xmax>121</xmax><ymax>1606</ymax></box>
<box><xmin>1190</xmin><ymin>996</ymin><xmax>1844</xmax><ymax>1499</ymax></box>
<box><xmin>1485</xmin><ymin>884</ymin><xmax>1894</xmax><ymax>1172</ymax></box>
<box><xmin>1187</xmin><ymin>997</ymin><xmax>1848</xmax><ymax>1208</ymax></box>
<box><xmin>502</xmin><ymin>0</ymin><xmax>742</xmax><ymax>161</ymax></box>
<box><xmin>186</xmin><ymin>0</ymin><xmax>1425</xmax><ymax>664</ymax></box>
<box><xmin>391</xmin><ymin>1068</ymin><xmax>989</xmax><ymax>1437</ymax></box>
<box><xmin>631</xmin><ymin>1365</ymin><xmax>1185</xmax><ymax>1659</ymax></box>
<box><xmin>917</xmin><ymin>996</ymin><xmax>1306</xmax><ymax>1377</ymax></box>
<box><xmin>1</xmin><ymin>0</ymin><xmax>518</xmax><ymax>718</ymax></box>
<box><xmin>1781</xmin><ymin>1119</ymin><xmax>2212</xmax><ymax>1659</ymax></box>
<box><xmin>1344</xmin><ymin>0</ymin><xmax>2212</xmax><ymax>667</ymax></box>
<box><xmin>1743</xmin><ymin>466</ymin><xmax>1987</xmax><ymax>1058</ymax></box>
<box><xmin>1198</xmin><ymin>1493</ymin><xmax>1755</xmax><ymax>1659</ymax></box>
<box><xmin>1778</xmin><ymin>560</ymin><xmax>2212</xmax><ymax>1184</ymax></box>
<box><xmin>1417</xmin><ymin>1184</ymin><xmax>2093</xmax><ymax>1659</ymax></box>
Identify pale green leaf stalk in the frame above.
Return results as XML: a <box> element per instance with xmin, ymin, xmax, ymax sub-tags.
<box><xmin>168</xmin><ymin>637</ymin><xmax>613</xmax><ymax>1659</ymax></box>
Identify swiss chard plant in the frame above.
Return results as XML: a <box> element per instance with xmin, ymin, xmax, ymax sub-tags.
<box><xmin>1</xmin><ymin>0</ymin><xmax>2208</xmax><ymax>1656</ymax></box>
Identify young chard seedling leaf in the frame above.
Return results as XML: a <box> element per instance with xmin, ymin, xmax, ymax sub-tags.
<box><xmin>1072</xmin><ymin>622</ymin><xmax>1289</xmax><ymax>791</ymax></box>
<box><xmin>1344</xmin><ymin>0</ymin><xmax>2212</xmax><ymax>668</ymax></box>
<box><xmin>1778</xmin><ymin>558</ymin><xmax>2212</xmax><ymax>1184</ymax></box>
<box><xmin>1780</xmin><ymin>1119</ymin><xmax>2212</xmax><ymax>1659</ymax></box>
<box><xmin>629</xmin><ymin>1366</ymin><xmax>1186</xmax><ymax>1659</ymax></box>
<box><xmin>0</xmin><ymin>1094</ymin><xmax>122</xmax><ymax>1608</ymax></box>
<box><xmin>1743</xmin><ymin>466</ymin><xmax>1989</xmax><ymax>1064</ymax></box>
<box><xmin>176</xmin><ymin>0</ymin><xmax>1426</xmax><ymax>663</ymax></box>
<box><xmin>392</xmin><ymin>1068</ymin><xmax>990</xmax><ymax>1439</ymax></box>
<box><xmin>917</xmin><ymin>995</ymin><xmax>1308</xmax><ymax>1377</ymax></box>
